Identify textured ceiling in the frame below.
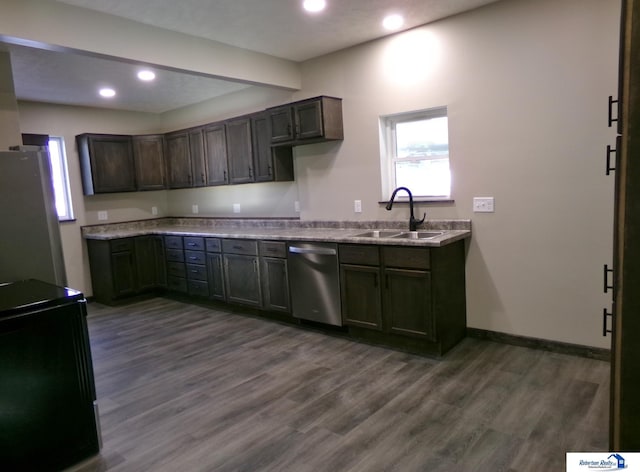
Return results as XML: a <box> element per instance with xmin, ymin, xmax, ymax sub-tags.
<box><xmin>6</xmin><ymin>0</ymin><xmax>503</xmax><ymax>113</ymax></box>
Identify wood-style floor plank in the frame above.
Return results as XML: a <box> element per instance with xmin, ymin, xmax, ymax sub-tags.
<box><xmin>68</xmin><ymin>297</ymin><xmax>609</xmax><ymax>472</ymax></box>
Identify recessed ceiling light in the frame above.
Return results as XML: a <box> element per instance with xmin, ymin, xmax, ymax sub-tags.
<box><xmin>383</xmin><ymin>14</ymin><xmax>404</xmax><ymax>31</ymax></box>
<box><xmin>99</xmin><ymin>88</ymin><xmax>116</xmax><ymax>98</ymax></box>
<box><xmin>137</xmin><ymin>70</ymin><xmax>156</xmax><ymax>81</ymax></box>
<box><xmin>303</xmin><ymin>0</ymin><xmax>326</xmax><ymax>13</ymax></box>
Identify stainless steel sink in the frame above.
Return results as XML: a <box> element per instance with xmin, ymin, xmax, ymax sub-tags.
<box><xmin>391</xmin><ymin>231</ymin><xmax>444</xmax><ymax>239</ymax></box>
<box><xmin>352</xmin><ymin>230</ymin><xmax>403</xmax><ymax>238</ymax></box>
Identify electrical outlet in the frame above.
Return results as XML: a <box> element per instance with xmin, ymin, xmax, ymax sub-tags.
<box><xmin>473</xmin><ymin>197</ymin><xmax>495</xmax><ymax>213</ymax></box>
<box><xmin>354</xmin><ymin>200</ymin><xmax>362</xmax><ymax>213</ymax></box>
<box><xmin>294</xmin><ymin>201</ymin><xmax>300</xmax><ymax>213</ymax></box>
<box><xmin>233</xmin><ymin>203</ymin><xmax>241</xmax><ymax>213</ymax></box>
<box><xmin>98</xmin><ymin>211</ymin><xmax>108</xmax><ymax>221</ymax></box>
<box><xmin>192</xmin><ymin>204</ymin><xmax>199</xmax><ymax>214</ymax></box>
<box><xmin>151</xmin><ymin>206</ymin><xmax>158</xmax><ymax>216</ymax></box>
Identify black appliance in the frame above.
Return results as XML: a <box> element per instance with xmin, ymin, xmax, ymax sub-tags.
<box><xmin>0</xmin><ymin>279</ymin><xmax>100</xmax><ymax>470</ymax></box>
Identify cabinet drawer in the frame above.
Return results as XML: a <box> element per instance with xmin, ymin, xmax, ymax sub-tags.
<box><xmin>184</xmin><ymin>237</ymin><xmax>205</xmax><ymax>251</ymax></box>
<box><xmin>382</xmin><ymin>246</ymin><xmax>430</xmax><ymax>270</ymax></box>
<box><xmin>259</xmin><ymin>241</ymin><xmax>286</xmax><ymax>258</ymax></box>
<box><xmin>110</xmin><ymin>238</ymin><xmax>133</xmax><ymax>253</ymax></box>
<box><xmin>339</xmin><ymin>245</ymin><xmax>380</xmax><ymax>266</ymax></box>
<box><xmin>188</xmin><ymin>280</ymin><xmax>209</xmax><ymax>297</ymax></box>
<box><xmin>167</xmin><ymin>261</ymin><xmax>186</xmax><ymax>278</ymax></box>
<box><xmin>222</xmin><ymin>239</ymin><xmax>258</xmax><ymax>255</ymax></box>
<box><xmin>167</xmin><ymin>276</ymin><xmax>187</xmax><ymax>293</ymax></box>
<box><xmin>186</xmin><ymin>263</ymin><xmax>207</xmax><ymax>281</ymax></box>
<box><xmin>205</xmin><ymin>238</ymin><xmax>222</xmax><ymax>253</ymax></box>
<box><xmin>184</xmin><ymin>250</ymin><xmax>206</xmax><ymax>265</ymax></box>
<box><xmin>166</xmin><ymin>248</ymin><xmax>184</xmax><ymax>262</ymax></box>
<box><xmin>165</xmin><ymin>236</ymin><xmax>183</xmax><ymax>250</ymax></box>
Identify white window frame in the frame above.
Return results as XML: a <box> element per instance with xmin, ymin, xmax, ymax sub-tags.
<box><xmin>48</xmin><ymin>136</ymin><xmax>75</xmax><ymax>222</ymax></box>
<box><xmin>379</xmin><ymin>106</ymin><xmax>451</xmax><ymax>201</ymax></box>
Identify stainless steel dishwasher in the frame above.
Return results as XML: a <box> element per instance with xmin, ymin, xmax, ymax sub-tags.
<box><xmin>287</xmin><ymin>241</ymin><xmax>342</xmax><ymax>326</ymax></box>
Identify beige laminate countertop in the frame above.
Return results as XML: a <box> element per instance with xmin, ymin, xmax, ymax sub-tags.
<box><xmin>81</xmin><ymin>218</ymin><xmax>472</xmax><ymax>248</ymax></box>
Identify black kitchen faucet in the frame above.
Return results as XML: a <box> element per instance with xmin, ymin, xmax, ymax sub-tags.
<box><xmin>385</xmin><ymin>186</ymin><xmax>426</xmax><ymax>231</ymax></box>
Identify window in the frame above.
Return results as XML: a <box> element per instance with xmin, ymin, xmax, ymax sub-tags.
<box><xmin>48</xmin><ymin>136</ymin><xmax>74</xmax><ymax>221</ymax></box>
<box><xmin>380</xmin><ymin>107</ymin><xmax>450</xmax><ymax>200</ymax></box>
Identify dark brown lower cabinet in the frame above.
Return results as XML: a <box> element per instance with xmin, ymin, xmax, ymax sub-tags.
<box><xmin>223</xmin><ymin>254</ymin><xmax>261</xmax><ymax>307</ymax></box>
<box><xmin>340</xmin><ymin>264</ymin><xmax>383</xmax><ymax>330</ymax></box>
<box><xmin>384</xmin><ymin>268</ymin><xmax>434</xmax><ymax>340</ymax></box>
<box><xmin>261</xmin><ymin>257</ymin><xmax>290</xmax><ymax>312</ymax></box>
<box><xmin>87</xmin><ymin>237</ymin><xmax>166</xmax><ymax>304</ymax></box>
<box><xmin>206</xmin><ymin>253</ymin><xmax>225</xmax><ymax>301</ymax></box>
<box><xmin>135</xmin><ymin>236</ymin><xmax>167</xmax><ymax>291</ymax></box>
<box><xmin>339</xmin><ymin>241</ymin><xmax>466</xmax><ymax>356</ymax></box>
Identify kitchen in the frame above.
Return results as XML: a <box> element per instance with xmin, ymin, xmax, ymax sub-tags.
<box><xmin>0</xmin><ymin>0</ymin><xmax>634</xmax><ymax>468</ymax></box>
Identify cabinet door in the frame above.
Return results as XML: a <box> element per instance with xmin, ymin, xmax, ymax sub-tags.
<box><xmin>384</xmin><ymin>268</ymin><xmax>434</xmax><ymax>341</ymax></box>
<box><xmin>295</xmin><ymin>100</ymin><xmax>324</xmax><ymax>140</ymax></box>
<box><xmin>340</xmin><ymin>264</ymin><xmax>383</xmax><ymax>330</ymax></box>
<box><xmin>111</xmin><ymin>250</ymin><xmax>136</xmax><ymax>297</ymax></box>
<box><xmin>134</xmin><ymin>236</ymin><xmax>157</xmax><ymax>292</ymax></box>
<box><xmin>223</xmin><ymin>254</ymin><xmax>261</xmax><ymax>307</ymax></box>
<box><xmin>152</xmin><ymin>236</ymin><xmax>167</xmax><ymax>288</ymax></box>
<box><xmin>226</xmin><ymin>118</ymin><xmax>254</xmax><ymax>184</ymax></box>
<box><xmin>261</xmin><ymin>257</ymin><xmax>290</xmax><ymax>312</ymax></box>
<box><xmin>80</xmin><ymin>134</ymin><xmax>135</xmax><ymax>194</ymax></box>
<box><xmin>203</xmin><ymin>123</ymin><xmax>229</xmax><ymax>186</ymax></box>
<box><xmin>165</xmin><ymin>131</ymin><xmax>192</xmax><ymax>188</ymax></box>
<box><xmin>206</xmin><ymin>253</ymin><xmax>225</xmax><ymax>301</ymax></box>
<box><xmin>251</xmin><ymin>113</ymin><xmax>274</xmax><ymax>182</ymax></box>
<box><xmin>269</xmin><ymin>106</ymin><xmax>294</xmax><ymax>143</ymax></box>
<box><xmin>132</xmin><ymin>135</ymin><xmax>165</xmax><ymax>191</ymax></box>
<box><xmin>189</xmin><ymin>128</ymin><xmax>206</xmax><ymax>187</ymax></box>
<box><xmin>134</xmin><ymin>236</ymin><xmax>166</xmax><ymax>291</ymax></box>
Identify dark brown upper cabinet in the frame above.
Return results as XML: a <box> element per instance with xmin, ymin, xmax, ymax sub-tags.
<box><xmin>268</xmin><ymin>96</ymin><xmax>343</xmax><ymax>146</ymax></box>
<box><xmin>251</xmin><ymin>112</ymin><xmax>294</xmax><ymax>182</ymax></box>
<box><xmin>165</xmin><ymin>127</ymin><xmax>207</xmax><ymax>189</ymax></box>
<box><xmin>132</xmin><ymin>134</ymin><xmax>166</xmax><ymax>191</ymax></box>
<box><xmin>203</xmin><ymin>123</ymin><xmax>229</xmax><ymax>186</ymax></box>
<box><xmin>165</xmin><ymin>130</ymin><xmax>192</xmax><ymax>189</ymax></box>
<box><xmin>226</xmin><ymin>116</ymin><xmax>254</xmax><ymax>184</ymax></box>
<box><xmin>77</xmin><ymin>133</ymin><xmax>136</xmax><ymax>195</ymax></box>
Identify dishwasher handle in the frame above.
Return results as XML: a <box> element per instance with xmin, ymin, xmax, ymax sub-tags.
<box><xmin>289</xmin><ymin>246</ymin><xmax>337</xmax><ymax>256</ymax></box>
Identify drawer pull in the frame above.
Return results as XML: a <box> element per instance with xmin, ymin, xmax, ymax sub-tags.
<box><xmin>603</xmin><ymin>308</ymin><xmax>613</xmax><ymax>336</ymax></box>
<box><xmin>604</xmin><ymin>264</ymin><xmax>614</xmax><ymax>293</ymax></box>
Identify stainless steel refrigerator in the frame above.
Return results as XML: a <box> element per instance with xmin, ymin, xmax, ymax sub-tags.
<box><xmin>0</xmin><ymin>149</ymin><xmax>67</xmax><ymax>285</ymax></box>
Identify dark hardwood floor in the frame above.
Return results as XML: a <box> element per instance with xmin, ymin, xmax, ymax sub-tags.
<box><xmin>70</xmin><ymin>297</ymin><xmax>609</xmax><ymax>472</ymax></box>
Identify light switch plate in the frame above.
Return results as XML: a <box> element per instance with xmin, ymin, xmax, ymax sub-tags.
<box><xmin>192</xmin><ymin>204</ymin><xmax>199</xmax><ymax>214</ymax></box>
<box><xmin>98</xmin><ymin>211</ymin><xmax>108</xmax><ymax>221</ymax></box>
<box><xmin>473</xmin><ymin>197</ymin><xmax>495</xmax><ymax>212</ymax></box>
<box><xmin>233</xmin><ymin>203</ymin><xmax>241</xmax><ymax>213</ymax></box>
<box><xmin>151</xmin><ymin>206</ymin><xmax>158</xmax><ymax>216</ymax></box>
<box><xmin>294</xmin><ymin>201</ymin><xmax>300</xmax><ymax>213</ymax></box>
<box><xmin>354</xmin><ymin>200</ymin><xmax>362</xmax><ymax>213</ymax></box>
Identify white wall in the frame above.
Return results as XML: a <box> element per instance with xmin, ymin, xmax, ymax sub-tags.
<box><xmin>291</xmin><ymin>0</ymin><xmax>619</xmax><ymax>348</ymax></box>
<box><xmin>15</xmin><ymin>0</ymin><xmax>619</xmax><ymax>348</ymax></box>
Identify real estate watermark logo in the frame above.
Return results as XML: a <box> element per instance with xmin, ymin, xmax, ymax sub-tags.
<box><xmin>567</xmin><ymin>453</ymin><xmax>640</xmax><ymax>471</ymax></box>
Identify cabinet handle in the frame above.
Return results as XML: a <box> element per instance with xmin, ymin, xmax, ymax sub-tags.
<box><xmin>249</xmin><ymin>166</ymin><xmax>253</xmax><ymax>179</ymax></box>
<box><xmin>232</xmin><ymin>245</ymin><xmax>243</xmax><ymax>250</ymax></box>
<box><xmin>223</xmin><ymin>170</ymin><xmax>227</xmax><ymax>182</ymax></box>
<box><xmin>603</xmin><ymin>308</ymin><xmax>613</xmax><ymax>336</ymax></box>
<box><xmin>608</xmin><ymin>95</ymin><xmax>619</xmax><ymax>128</ymax></box>
<box><xmin>606</xmin><ymin>144</ymin><xmax>617</xmax><ymax>176</ymax></box>
<box><xmin>201</xmin><ymin>173</ymin><xmax>205</xmax><ymax>183</ymax></box>
<box><xmin>187</xmin><ymin>242</ymin><xmax>196</xmax><ymax>247</ymax></box>
<box><xmin>189</xmin><ymin>256</ymin><xmax>198</xmax><ymax>260</ymax></box>
<box><xmin>604</xmin><ymin>264</ymin><xmax>614</xmax><ymax>293</ymax></box>
<box><xmin>268</xmin><ymin>165</ymin><xmax>272</xmax><ymax>176</ymax></box>
<box><xmin>253</xmin><ymin>259</ymin><xmax>258</xmax><ymax>273</ymax></box>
